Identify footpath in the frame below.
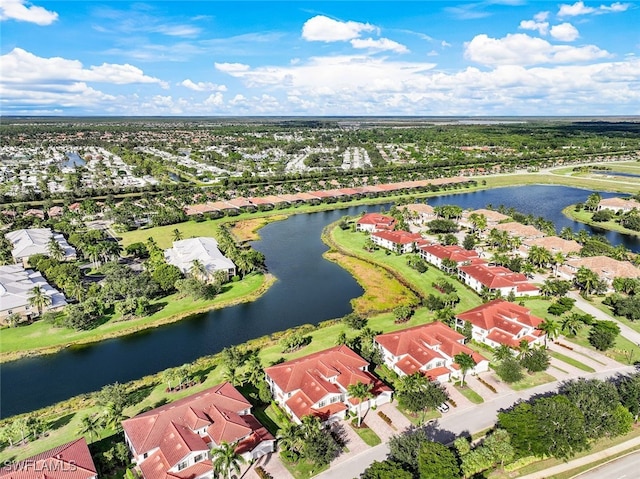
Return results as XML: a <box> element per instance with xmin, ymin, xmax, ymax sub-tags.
<box><xmin>518</xmin><ymin>435</ymin><xmax>640</xmax><ymax>479</ymax></box>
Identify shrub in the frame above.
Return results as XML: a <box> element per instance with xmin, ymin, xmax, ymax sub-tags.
<box><xmin>477</xmin><ymin>377</ymin><xmax>497</xmax><ymax>393</ymax></box>
<box><xmin>378</xmin><ymin>411</ymin><xmax>392</xmax><ymax>425</ymax></box>
<box><xmin>255</xmin><ymin>467</ymin><xmax>273</xmax><ymax>479</ymax></box>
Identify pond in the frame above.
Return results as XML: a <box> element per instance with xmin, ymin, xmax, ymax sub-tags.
<box><xmin>0</xmin><ymin>185</ymin><xmax>637</xmax><ymax>417</ymax></box>
<box><xmin>62</xmin><ymin>152</ymin><xmax>86</xmax><ymax>168</ymax></box>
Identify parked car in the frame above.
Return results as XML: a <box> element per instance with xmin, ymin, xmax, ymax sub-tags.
<box><xmin>437</xmin><ymin>402</ymin><xmax>450</xmax><ymax>413</ymax></box>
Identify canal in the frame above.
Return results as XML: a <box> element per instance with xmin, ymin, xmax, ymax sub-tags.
<box><xmin>1</xmin><ymin>185</ymin><xmax>637</xmax><ymax>417</ymax></box>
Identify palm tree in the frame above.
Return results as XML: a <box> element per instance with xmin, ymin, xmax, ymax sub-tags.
<box><xmin>347</xmin><ymin>381</ymin><xmax>374</xmax><ymax>427</ymax></box>
<box><xmin>190</xmin><ymin>259</ymin><xmax>209</xmax><ymax>282</ymax></box>
<box><xmin>244</xmin><ymin>354</ymin><xmax>263</xmax><ymax>387</ymax></box>
<box><xmin>538</xmin><ymin>318</ymin><xmax>559</xmax><ymax>346</ymax></box>
<box><xmin>552</xmin><ymin>252</ymin><xmax>565</xmax><ymax>277</ymax></box>
<box><xmin>574</xmin><ymin>266</ymin><xmax>599</xmax><ymax>296</ymax></box>
<box><xmin>562</xmin><ymin>313</ymin><xmax>584</xmax><ymax>336</ymax></box>
<box><xmin>66</xmin><ymin>279</ymin><xmax>86</xmax><ymax>302</ymax></box>
<box><xmin>517</xmin><ymin>339</ymin><xmax>531</xmax><ymax>360</ymax></box>
<box><xmin>277</xmin><ymin>422</ymin><xmax>302</xmax><ymax>455</ymax></box>
<box><xmin>493</xmin><ymin>344</ymin><xmax>514</xmax><ymax>361</ymax></box>
<box><xmin>469</xmin><ymin>213</ymin><xmax>487</xmax><ymax>233</ymax></box>
<box><xmin>527</xmin><ymin>245</ymin><xmax>552</xmax><ymax>269</ymax></box>
<box><xmin>559</xmin><ymin>227</ymin><xmax>575</xmax><ymax>241</ymax></box>
<box><xmin>454</xmin><ymin>352</ymin><xmax>476</xmax><ymax>387</ymax></box>
<box><xmin>47</xmin><ymin>237</ymin><xmax>65</xmax><ymax>261</ymax></box>
<box><xmin>172</xmin><ymin>229</ymin><xmax>183</xmax><ymax>241</ymax></box>
<box><xmin>102</xmin><ymin>403</ymin><xmax>128</xmax><ymax>432</ymax></box>
<box><xmin>28</xmin><ymin>286</ymin><xmax>51</xmax><ymax>317</ymax></box>
<box><xmin>77</xmin><ymin>415</ymin><xmax>100</xmax><ymax>443</ymax></box>
<box><xmin>211</xmin><ymin>441</ymin><xmax>245</xmax><ymax>479</ymax></box>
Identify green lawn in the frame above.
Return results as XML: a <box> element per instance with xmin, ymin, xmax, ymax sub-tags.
<box><xmin>1</xmin><ymin>273</ymin><xmax>269</xmax><ymax>360</ymax></box>
<box><xmin>562</xmin><ymin>206</ymin><xmax>640</xmax><ymax>237</ymax></box>
<box><xmin>350</xmin><ymin>422</ymin><xmax>382</xmax><ymax>447</ymax></box>
<box><xmin>455</xmin><ymin>384</ymin><xmax>484</xmax><ymax>403</ymax></box>
<box><xmin>509</xmin><ymin>371</ymin><xmax>557</xmax><ymax>391</ymax></box>
<box><xmin>565</xmin><ymin>328</ymin><xmax>640</xmax><ymax>365</ymax></box>
<box><xmin>281</xmin><ymin>456</ymin><xmax>329</xmax><ymax>479</ymax></box>
<box><xmin>549</xmin><ymin>351</ymin><xmax>596</xmax><ymax>373</ymax></box>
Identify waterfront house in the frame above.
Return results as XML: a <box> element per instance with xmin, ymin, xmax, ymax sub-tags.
<box><xmin>458</xmin><ymin>263</ymin><xmax>540</xmax><ymax>297</ymax></box>
<box><xmin>455</xmin><ymin>299</ymin><xmax>545</xmax><ymax>348</ymax></box>
<box><xmin>519</xmin><ymin>236</ymin><xmax>582</xmax><ymax>257</ymax></box>
<box><xmin>460</xmin><ymin>208</ymin><xmax>510</xmax><ymax>229</ymax></box>
<box><xmin>122</xmin><ymin>382</ymin><xmax>275</xmax><ymax>479</ymax></box>
<box><xmin>0</xmin><ymin>438</ymin><xmax>97</xmax><ymax>479</ymax></box>
<box><xmin>489</xmin><ymin>222</ymin><xmax>545</xmax><ymax>241</ymax></box>
<box><xmin>375</xmin><ymin>322</ymin><xmax>489</xmax><ymax>382</ymax></box>
<box><xmin>264</xmin><ymin>345</ymin><xmax>393</xmax><ymax>424</ymax></box>
<box><xmin>597</xmin><ymin>197</ymin><xmax>640</xmax><ymax>213</ymax></box>
<box><xmin>164</xmin><ymin>237</ymin><xmax>236</xmax><ymax>281</ymax></box>
<box><xmin>419</xmin><ymin>244</ymin><xmax>480</xmax><ymax>270</ymax></box>
<box><xmin>5</xmin><ymin>228</ymin><xmax>76</xmax><ymax>266</ymax></box>
<box><xmin>356</xmin><ymin>213</ymin><xmax>396</xmax><ymax>233</ymax></box>
<box><xmin>560</xmin><ymin>256</ymin><xmax>640</xmax><ymax>290</ymax></box>
<box><xmin>370</xmin><ymin>230</ymin><xmax>425</xmax><ymax>253</ymax></box>
<box><xmin>0</xmin><ymin>264</ymin><xmax>67</xmax><ymax>322</ymax></box>
<box><xmin>401</xmin><ymin>203</ymin><xmax>437</xmax><ymax>224</ymax></box>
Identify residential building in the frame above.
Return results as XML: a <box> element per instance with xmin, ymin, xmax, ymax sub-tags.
<box><xmin>458</xmin><ymin>263</ymin><xmax>540</xmax><ymax>297</ymax></box>
<box><xmin>164</xmin><ymin>237</ymin><xmax>236</xmax><ymax>281</ymax></box>
<box><xmin>560</xmin><ymin>256</ymin><xmax>640</xmax><ymax>289</ymax></box>
<box><xmin>5</xmin><ymin>228</ymin><xmax>76</xmax><ymax>265</ymax></box>
<box><xmin>0</xmin><ymin>264</ymin><xmax>67</xmax><ymax>321</ymax></box>
<box><xmin>419</xmin><ymin>244</ymin><xmax>480</xmax><ymax>270</ymax></box>
<box><xmin>489</xmin><ymin>222</ymin><xmax>545</xmax><ymax>241</ymax></box>
<box><xmin>122</xmin><ymin>382</ymin><xmax>275</xmax><ymax>479</ymax></box>
<box><xmin>455</xmin><ymin>299</ymin><xmax>545</xmax><ymax>348</ymax></box>
<box><xmin>0</xmin><ymin>438</ymin><xmax>97</xmax><ymax>479</ymax></box>
<box><xmin>401</xmin><ymin>203</ymin><xmax>436</xmax><ymax>224</ymax></box>
<box><xmin>264</xmin><ymin>345</ymin><xmax>393</xmax><ymax>424</ymax></box>
<box><xmin>461</xmin><ymin>208</ymin><xmax>509</xmax><ymax>228</ymax></box>
<box><xmin>356</xmin><ymin>213</ymin><xmax>396</xmax><ymax>232</ymax></box>
<box><xmin>375</xmin><ymin>322</ymin><xmax>489</xmax><ymax>382</ymax></box>
<box><xmin>597</xmin><ymin>197</ymin><xmax>640</xmax><ymax>213</ymax></box>
<box><xmin>520</xmin><ymin>236</ymin><xmax>582</xmax><ymax>257</ymax></box>
<box><xmin>371</xmin><ymin>230</ymin><xmax>425</xmax><ymax>253</ymax></box>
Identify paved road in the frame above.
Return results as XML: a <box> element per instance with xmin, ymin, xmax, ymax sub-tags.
<box><xmin>316</xmin><ymin>366</ymin><xmax>637</xmax><ymax>479</ymax></box>
<box><xmin>575</xmin><ymin>451</ymin><xmax>640</xmax><ymax>479</ymax></box>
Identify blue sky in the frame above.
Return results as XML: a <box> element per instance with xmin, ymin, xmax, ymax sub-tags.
<box><xmin>1</xmin><ymin>0</ymin><xmax>638</xmax><ymax>116</ymax></box>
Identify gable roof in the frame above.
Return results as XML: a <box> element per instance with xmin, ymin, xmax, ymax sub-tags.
<box><xmin>357</xmin><ymin>213</ymin><xmax>396</xmax><ymax>230</ymax></box>
<box><xmin>523</xmin><ymin>236</ymin><xmax>581</xmax><ymax>255</ymax></box>
<box><xmin>564</xmin><ymin>255</ymin><xmax>640</xmax><ymax>280</ymax></box>
<box><xmin>122</xmin><ymin>382</ymin><xmax>252</xmax><ymax>456</ymax></box>
<box><xmin>420</xmin><ymin>244</ymin><xmax>479</xmax><ymax>263</ymax></box>
<box><xmin>371</xmin><ymin>230</ymin><xmax>423</xmax><ymax>245</ymax></box>
<box><xmin>0</xmin><ymin>438</ymin><xmax>96</xmax><ymax>479</ymax></box>
<box><xmin>458</xmin><ymin>263</ymin><xmax>538</xmax><ymax>292</ymax></box>
<box><xmin>456</xmin><ymin>299</ymin><xmax>543</xmax><ymax>332</ymax></box>
<box><xmin>491</xmin><ymin>222</ymin><xmax>544</xmax><ymax>238</ymax></box>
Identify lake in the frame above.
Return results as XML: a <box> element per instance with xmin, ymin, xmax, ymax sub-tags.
<box><xmin>0</xmin><ymin>185</ymin><xmax>637</xmax><ymax>417</ymax></box>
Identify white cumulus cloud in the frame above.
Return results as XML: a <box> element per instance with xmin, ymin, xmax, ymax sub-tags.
<box><xmin>464</xmin><ymin>33</ymin><xmax>610</xmax><ymax>66</ymax></box>
<box><xmin>350</xmin><ymin>37</ymin><xmax>409</xmax><ymax>53</ymax></box>
<box><xmin>301</xmin><ymin>15</ymin><xmax>376</xmax><ymax>42</ymax></box>
<box><xmin>214</xmin><ymin>62</ymin><xmax>251</xmax><ymax>73</ymax></box>
<box><xmin>519</xmin><ymin>19</ymin><xmax>549</xmax><ymax>35</ymax></box>
<box><xmin>180</xmin><ymin>79</ymin><xmax>227</xmax><ymax>92</ymax></box>
<box><xmin>558</xmin><ymin>1</ymin><xmax>630</xmax><ymax>17</ymax></box>
<box><xmin>0</xmin><ymin>0</ymin><xmax>58</xmax><ymax>25</ymax></box>
<box><xmin>550</xmin><ymin>23</ymin><xmax>580</xmax><ymax>41</ymax></box>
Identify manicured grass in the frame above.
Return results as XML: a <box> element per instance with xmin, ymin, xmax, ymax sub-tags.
<box><xmin>566</xmin><ymin>327</ymin><xmax>640</xmax><ymax>365</ymax></box>
<box><xmin>562</xmin><ymin>205</ymin><xmax>640</xmax><ymax>237</ymax></box>
<box><xmin>350</xmin><ymin>423</ymin><xmax>382</xmax><ymax>447</ymax></box>
<box><xmin>509</xmin><ymin>371</ymin><xmax>557</xmax><ymax>391</ymax></box>
<box><xmin>550</xmin><ymin>447</ymin><xmax>640</xmax><ymax>479</ymax></box>
<box><xmin>549</xmin><ymin>351</ymin><xmax>596</xmax><ymax>372</ymax></box>
<box><xmin>455</xmin><ymin>384</ymin><xmax>484</xmax><ymax>404</ymax></box>
<box><xmin>398</xmin><ymin>407</ymin><xmax>441</xmax><ymax>426</ymax></box>
<box><xmin>588</xmin><ymin>296</ymin><xmax>640</xmax><ymax>335</ymax></box>
<box><xmin>0</xmin><ymin>273</ymin><xmax>270</xmax><ymax>361</ymax></box>
<box><xmin>281</xmin><ymin>456</ymin><xmax>329</xmax><ymax>479</ymax></box>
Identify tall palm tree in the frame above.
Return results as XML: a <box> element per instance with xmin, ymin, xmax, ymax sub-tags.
<box><xmin>172</xmin><ymin>229</ymin><xmax>183</xmax><ymax>242</ymax></box>
<box><xmin>538</xmin><ymin>318</ymin><xmax>559</xmax><ymax>346</ymax></box>
<box><xmin>454</xmin><ymin>352</ymin><xmax>476</xmax><ymax>387</ymax></box>
<box><xmin>28</xmin><ymin>286</ymin><xmax>51</xmax><ymax>317</ymax></box>
<box><xmin>574</xmin><ymin>266</ymin><xmax>599</xmax><ymax>296</ymax></box>
<box><xmin>559</xmin><ymin>227</ymin><xmax>575</xmax><ymax>241</ymax></box>
<box><xmin>47</xmin><ymin>237</ymin><xmax>65</xmax><ymax>261</ymax></box>
<box><xmin>493</xmin><ymin>344</ymin><xmax>514</xmax><ymax>361</ymax></box>
<box><xmin>347</xmin><ymin>381</ymin><xmax>374</xmax><ymax>427</ymax></box>
<box><xmin>77</xmin><ymin>415</ymin><xmax>100</xmax><ymax>443</ymax></box>
<box><xmin>211</xmin><ymin>441</ymin><xmax>245</xmax><ymax>479</ymax></box>
<box><xmin>527</xmin><ymin>245</ymin><xmax>552</xmax><ymax>269</ymax></box>
<box><xmin>562</xmin><ymin>313</ymin><xmax>584</xmax><ymax>336</ymax></box>
<box><xmin>552</xmin><ymin>252</ymin><xmax>565</xmax><ymax>277</ymax></box>
<box><xmin>190</xmin><ymin>259</ymin><xmax>209</xmax><ymax>282</ymax></box>
<box><xmin>244</xmin><ymin>354</ymin><xmax>263</xmax><ymax>387</ymax></box>
<box><xmin>277</xmin><ymin>421</ymin><xmax>302</xmax><ymax>455</ymax></box>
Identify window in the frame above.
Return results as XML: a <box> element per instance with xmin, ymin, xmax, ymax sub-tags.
<box><xmin>177</xmin><ymin>462</ymin><xmax>187</xmax><ymax>471</ymax></box>
<box><xmin>318</xmin><ymin>400</ymin><xmax>326</xmax><ymax>408</ymax></box>
<box><xmin>193</xmin><ymin>454</ymin><xmax>204</xmax><ymax>463</ymax></box>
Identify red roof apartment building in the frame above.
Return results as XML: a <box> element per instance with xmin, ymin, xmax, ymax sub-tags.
<box><xmin>419</xmin><ymin>244</ymin><xmax>480</xmax><ymax>270</ymax></box>
<box><xmin>264</xmin><ymin>345</ymin><xmax>392</xmax><ymax>424</ymax></box>
<box><xmin>455</xmin><ymin>299</ymin><xmax>545</xmax><ymax>349</ymax></box>
<box><xmin>121</xmin><ymin>382</ymin><xmax>274</xmax><ymax>479</ymax></box>
<box><xmin>0</xmin><ymin>438</ymin><xmax>97</xmax><ymax>479</ymax></box>
<box><xmin>356</xmin><ymin>213</ymin><xmax>396</xmax><ymax>233</ymax></box>
<box><xmin>375</xmin><ymin>322</ymin><xmax>489</xmax><ymax>382</ymax></box>
<box><xmin>371</xmin><ymin>230</ymin><xmax>426</xmax><ymax>254</ymax></box>
<box><xmin>458</xmin><ymin>263</ymin><xmax>540</xmax><ymax>297</ymax></box>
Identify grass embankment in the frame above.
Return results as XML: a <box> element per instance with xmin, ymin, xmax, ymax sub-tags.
<box><xmin>0</xmin><ymin>273</ymin><xmax>272</xmax><ymax>363</ymax></box>
<box><xmin>562</xmin><ymin>205</ymin><xmax>640</xmax><ymax>237</ymax></box>
<box><xmin>228</xmin><ymin>215</ymin><xmax>288</xmax><ymax>242</ymax></box>
<box><xmin>549</xmin><ymin>351</ymin><xmax>596</xmax><ymax>373</ymax></box>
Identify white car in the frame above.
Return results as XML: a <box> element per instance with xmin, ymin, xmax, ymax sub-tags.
<box><xmin>437</xmin><ymin>402</ymin><xmax>450</xmax><ymax>413</ymax></box>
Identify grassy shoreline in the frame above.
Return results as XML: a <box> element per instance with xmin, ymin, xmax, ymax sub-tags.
<box><xmin>561</xmin><ymin>205</ymin><xmax>640</xmax><ymax>237</ymax></box>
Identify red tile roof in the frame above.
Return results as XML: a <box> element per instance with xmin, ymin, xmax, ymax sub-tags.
<box><xmin>357</xmin><ymin>213</ymin><xmax>396</xmax><ymax>230</ymax></box>
<box><xmin>371</xmin><ymin>230</ymin><xmax>423</xmax><ymax>244</ymax></box>
<box><xmin>458</xmin><ymin>263</ymin><xmax>538</xmax><ymax>292</ymax></box>
<box><xmin>420</xmin><ymin>244</ymin><xmax>479</xmax><ymax>263</ymax></box>
<box><xmin>0</xmin><ymin>439</ymin><xmax>96</xmax><ymax>479</ymax></box>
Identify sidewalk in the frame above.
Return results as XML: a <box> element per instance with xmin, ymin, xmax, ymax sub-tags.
<box><xmin>518</xmin><ymin>435</ymin><xmax>640</xmax><ymax>479</ymax></box>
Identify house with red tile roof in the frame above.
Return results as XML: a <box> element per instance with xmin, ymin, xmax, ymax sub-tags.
<box><xmin>597</xmin><ymin>197</ymin><xmax>640</xmax><ymax>213</ymax></box>
<box><xmin>401</xmin><ymin>204</ymin><xmax>436</xmax><ymax>224</ymax></box>
<box><xmin>455</xmin><ymin>299</ymin><xmax>545</xmax><ymax>349</ymax></box>
<box><xmin>458</xmin><ymin>263</ymin><xmax>540</xmax><ymax>297</ymax></box>
<box><xmin>356</xmin><ymin>213</ymin><xmax>396</xmax><ymax>233</ymax></box>
<box><xmin>461</xmin><ymin>209</ymin><xmax>509</xmax><ymax>229</ymax></box>
<box><xmin>264</xmin><ymin>345</ymin><xmax>392</xmax><ymax>424</ymax></box>
<box><xmin>0</xmin><ymin>438</ymin><xmax>97</xmax><ymax>479</ymax></box>
<box><xmin>490</xmin><ymin>222</ymin><xmax>545</xmax><ymax>241</ymax></box>
<box><xmin>121</xmin><ymin>382</ymin><xmax>274</xmax><ymax>479</ymax></box>
<box><xmin>371</xmin><ymin>230</ymin><xmax>426</xmax><ymax>254</ymax></box>
<box><xmin>520</xmin><ymin>236</ymin><xmax>582</xmax><ymax>257</ymax></box>
<box><xmin>419</xmin><ymin>244</ymin><xmax>480</xmax><ymax>270</ymax></box>
<box><xmin>375</xmin><ymin>322</ymin><xmax>488</xmax><ymax>382</ymax></box>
